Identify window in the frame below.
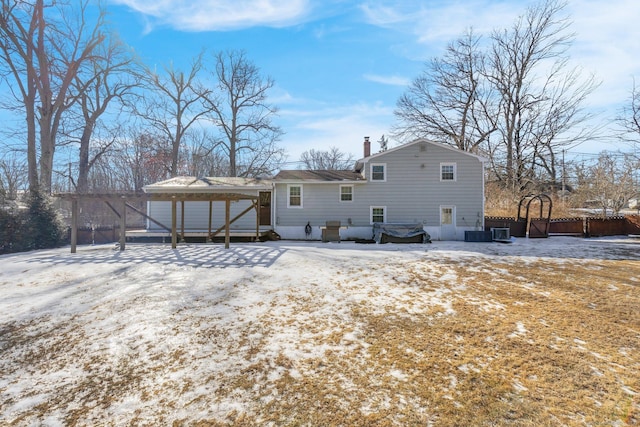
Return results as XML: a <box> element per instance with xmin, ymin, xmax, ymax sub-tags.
<box><xmin>370</xmin><ymin>163</ymin><xmax>386</xmax><ymax>181</ymax></box>
<box><xmin>288</xmin><ymin>185</ymin><xmax>302</xmax><ymax>208</ymax></box>
<box><xmin>441</xmin><ymin>163</ymin><xmax>456</xmax><ymax>181</ymax></box>
<box><xmin>371</xmin><ymin>206</ymin><xmax>386</xmax><ymax>224</ymax></box>
<box><xmin>340</xmin><ymin>185</ymin><xmax>353</xmax><ymax>202</ymax></box>
<box><xmin>441</xmin><ymin>207</ymin><xmax>453</xmax><ymax>225</ymax></box>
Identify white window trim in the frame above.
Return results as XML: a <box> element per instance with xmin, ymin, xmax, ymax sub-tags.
<box><xmin>370</xmin><ymin>206</ymin><xmax>387</xmax><ymax>224</ymax></box>
<box><xmin>440</xmin><ymin>162</ymin><xmax>457</xmax><ymax>181</ymax></box>
<box><xmin>287</xmin><ymin>184</ymin><xmax>303</xmax><ymax>208</ymax></box>
<box><xmin>339</xmin><ymin>184</ymin><xmax>354</xmax><ymax>202</ymax></box>
<box><xmin>370</xmin><ymin>163</ymin><xmax>387</xmax><ymax>182</ymax></box>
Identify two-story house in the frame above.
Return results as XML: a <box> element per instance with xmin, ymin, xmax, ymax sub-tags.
<box><xmin>272</xmin><ymin>137</ymin><xmax>486</xmax><ymax>240</ymax></box>
<box><xmin>143</xmin><ymin>138</ymin><xmax>486</xmax><ymax>241</ymax></box>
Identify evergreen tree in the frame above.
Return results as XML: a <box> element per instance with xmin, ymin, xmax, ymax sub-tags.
<box><xmin>22</xmin><ymin>191</ymin><xmax>66</xmax><ymax>250</ymax></box>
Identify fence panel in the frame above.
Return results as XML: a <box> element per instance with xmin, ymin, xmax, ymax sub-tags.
<box><xmin>75</xmin><ymin>226</ymin><xmax>119</xmax><ymax>244</ymax></box>
<box><xmin>586</xmin><ymin>217</ymin><xmax>626</xmax><ymax>237</ymax></box>
<box><xmin>484</xmin><ymin>217</ymin><xmax>526</xmax><ymax>237</ymax></box>
<box><xmin>625</xmin><ymin>215</ymin><xmax>640</xmax><ymax>235</ymax></box>
<box><xmin>549</xmin><ymin>218</ymin><xmax>584</xmax><ymax>236</ymax></box>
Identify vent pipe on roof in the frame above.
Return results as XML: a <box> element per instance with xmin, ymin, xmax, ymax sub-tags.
<box><xmin>364</xmin><ymin>136</ymin><xmax>371</xmax><ymax>158</ymax></box>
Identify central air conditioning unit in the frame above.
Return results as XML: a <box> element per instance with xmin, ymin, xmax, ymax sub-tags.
<box><xmin>491</xmin><ymin>227</ymin><xmax>511</xmax><ymax>242</ymax></box>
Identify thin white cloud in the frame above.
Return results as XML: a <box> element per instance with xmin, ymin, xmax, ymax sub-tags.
<box><xmin>359</xmin><ymin>0</ymin><xmax>524</xmax><ymax>47</ymax></box>
<box><xmin>360</xmin><ymin>0</ymin><xmax>640</xmax><ymax>122</ymax></box>
<box><xmin>109</xmin><ymin>0</ymin><xmax>313</xmax><ymax>31</ymax></box>
<box><xmin>363</xmin><ymin>73</ymin><xmax>410</xmax><ymax>86</ymax></box>
<box><xmin>278</xmin><ymin>101</ymin><xmax>395</xmax><ymax>160</ymax></box>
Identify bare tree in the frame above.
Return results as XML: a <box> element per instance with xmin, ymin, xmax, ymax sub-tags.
<box><xmin>0</xmin><ymin>0</ymin><xmax>106</xmax><ymax>194</ymax></box>
<box><xmin>138</xmin><ymin>53</ymin><xmax>212</xmax><ymax>178</ymax></box>
<box><xmin>394</xmin><ymin>29</ymin><xmax>497</xmax><ymax>153</ymax></box>
<box><xmin>206</xmin><ymin>50</ymin><xmax>285</xmax><ymax>177</ymax></box>
<box><xmin>487</xmin><ymin>0</ymin><xmax>598</xmax><ymax>191</ymax></box>
<box><xmin>0</xmin><ymin>153</ymin><xmax>27</xmax><ymax>200</ymax></box>
<box><xmin>183</xmin><ymin>129</ymin><xmax>229</xmax><ymax>177</ymax></box>
<box><xmin>69</xmin><ymin>36</ymin><xmax>140</xmax><ymax>193</ymax></box>
<box><xmin>378</xmin><ymin>134</ymin><xmax>388</xmax><ymax>152</ymax></box>
<box><xmin>618</xmin><ymin>78</ymin><xmax>640</xmax><ymax>148</ymax></box>
<box><xmin>299</xmin><ymin>147</ymin><xmax>355</xmax><ymax>170</ymax></box>
<box><xmin>576</xmin><ymin>152</ymin><xmax>638</xmax><ymax>217</ymax></box>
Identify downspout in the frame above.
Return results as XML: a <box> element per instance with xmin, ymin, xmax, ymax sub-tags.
<box><xmin>482</xmin><ymin>159</ymin><xmax>486</xmax><ymax>230</ymax></box>
<box><xmin>272</xmin><ymin>183</ymin><xmax>277</xmax><ymax>231</ymax></box>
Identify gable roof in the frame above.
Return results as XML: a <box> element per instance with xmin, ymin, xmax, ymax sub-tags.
<box><xmin>274</xmin><ymin>169</ymin><xmax>364</xmax><ymax>182</ymax></box>
<box><xmin>356</xmin><ymin>138</ymin><xmax>488</xmax><ymax>165</ymax></box>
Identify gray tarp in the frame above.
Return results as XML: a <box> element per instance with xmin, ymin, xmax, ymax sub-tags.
<box><xmin>372</xmin><ymin>223</ymin><xmax>431</xmax><ymax>244</ymax></box>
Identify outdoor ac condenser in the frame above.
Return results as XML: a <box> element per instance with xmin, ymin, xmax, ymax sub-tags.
<box><xmin>491</xmin><ymin>227</ymin><xmax>510</xmax><ymax>242</ymax></box>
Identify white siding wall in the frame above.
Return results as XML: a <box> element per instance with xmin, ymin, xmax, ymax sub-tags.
<box><xmin>147</xmin><ymin>197</ymin><xmax>262</xmax><ymax>231</ymax></box>
<box><xmin>275</xmin><ymin>142</ymin><xmax>484</xmax><ymax>240</ymax></box>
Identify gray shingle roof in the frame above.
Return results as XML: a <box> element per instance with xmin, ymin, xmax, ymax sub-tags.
<box><xmin>274</xmin><ymin>170</ymin><xmax>364</xmax><ymax>181</ymax></box>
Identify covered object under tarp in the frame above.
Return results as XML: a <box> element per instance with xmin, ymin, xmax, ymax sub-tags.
<box><xmin>373</xmin><ymin>223</ymin><xmax>431</xmax><ymax>244</ymax></box>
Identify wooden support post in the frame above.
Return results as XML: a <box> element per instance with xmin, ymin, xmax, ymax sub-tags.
<box><xmin>180</xmin><ymin>200</ymin><xmax>185</xmax><ymax>243</ymax></box>
<box><xmin>171</xmin><ymin>198</ymin><xmax>177</xmax><ymax>249</ymax></box>
<box><xmin>71</xmin><ymin>199</ymin><xmax>78</xmax><ymax>253</ymax></box>
<box><xmin>225</xmin><ymin>199</ymin><xmax>231</xmax><ymax>249</ymax></box>
<box><xmin>207</xmin><ymin>200</ymin><xmax>213</xmax><ymax>243</ymax></box>
<box><xmin>119</xmin><ymin>197</ymin><xmax>126</xmax><ymax>251</ymax></box>
<box><xmin>255</xmin><ymin>200</ymin><xmax>260</xmax><ymax>242</ymax></box>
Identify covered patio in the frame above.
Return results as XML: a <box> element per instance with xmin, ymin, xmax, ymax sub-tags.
<box><xmin>57</xmin><ymin>177</ymin><xmax>274</xmax><ymax>253</ymax></box>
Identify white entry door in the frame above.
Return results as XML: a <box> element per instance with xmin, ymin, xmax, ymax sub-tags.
<box><xmin>440</xmin><ymin>206</ymin><xmax>456</xmax><ymax>240</ymax></box>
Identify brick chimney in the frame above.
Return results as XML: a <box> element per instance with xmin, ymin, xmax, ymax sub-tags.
<box><xmin>364</xmin><ymin>136</ymin><xmax>371</xmax><ymax>158</ymax></box>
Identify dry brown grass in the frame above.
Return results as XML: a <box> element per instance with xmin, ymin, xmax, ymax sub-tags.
<box><xmin>183</xmin><ymin>256</ymin><xmax>639</xmax><ymax>426</ymax></box>
<box><xmin>2</xmin><ymin>245</ymin><xmax>639</xmax><ymax>426</ymax></box>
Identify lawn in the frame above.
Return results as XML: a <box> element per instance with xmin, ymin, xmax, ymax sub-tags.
<box><xmin>0</xmin><ymin>237</ymin><xmax>638</xmax><ymax>426</ymax></box>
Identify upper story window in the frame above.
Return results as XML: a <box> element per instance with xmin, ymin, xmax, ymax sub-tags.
<box><xmin>370</xmin><ymin>163</ymin><xmax>386</xmax><ymax>181</ymax></box>
<box><xmin>340</xmin><ymin>185</ymin><xmax>353</xmax><ymax>202</ymax></box>
<box><xmin>288</xmin><ymin>185</ymin><xmax>302</xmax><ymax>208</ymax></box>
<box><xmin>440</xmin><ymin>163</ymin><xmax>456</xmax><ymax>181</ymax></box>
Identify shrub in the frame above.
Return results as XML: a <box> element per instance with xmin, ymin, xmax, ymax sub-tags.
<box><xmin>21</xmin><ymin>191</ymin><xmax>66</xmax><ymax>251</ymax></box>
<box><xmin>0</xmin><ymin>191</ymin><xmax>66</xmax><ymax>254</ymax></box>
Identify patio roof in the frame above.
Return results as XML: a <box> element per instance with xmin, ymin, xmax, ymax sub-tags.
<box><xmin>143</xmin><ymin>176</ymin><xmax>274</xmax><ymax>193</ymax></box>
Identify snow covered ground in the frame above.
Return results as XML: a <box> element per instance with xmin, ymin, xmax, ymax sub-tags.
<box><xmin>0</xmin><ymin>237</ymin><xmax>638</xmax><ymax>425</ymax></box>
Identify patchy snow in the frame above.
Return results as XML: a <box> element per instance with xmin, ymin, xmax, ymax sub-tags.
<box><xmin>0</xmin><ymin>236</ymin><xmax>639</xmax><ymax>424</ymax></box>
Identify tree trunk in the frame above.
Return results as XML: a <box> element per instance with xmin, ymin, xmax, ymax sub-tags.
<box><xmin>76</xmin><ymin>121</ymin><xmax>95</xmax><ymax>193</ymax></box>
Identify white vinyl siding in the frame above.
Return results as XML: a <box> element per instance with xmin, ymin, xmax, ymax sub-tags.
<box><xmin>147</xmin><ymin>197</ymin><xmax>260</xmax><ymax>231</ymax></box>
<box><xmin>288</xmin><ymin>184</ymin><xmax>302</xmax><ymax>208</ymax></box>
<box><xmin>370</xmin><ymin>163</ymin><xmax>386</xmax><ymax>181</ymax></box>
<box><xmin>340</xmin><ymin>185</ymin><xmax>353</xmax><ymax>202</ymax></box>
<box><xmin>273</xmin><ymin>140</ymin><xmax>485</xmax><ymax>240</ymax></box>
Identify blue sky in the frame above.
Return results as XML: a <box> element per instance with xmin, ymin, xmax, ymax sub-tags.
<box><xmin>104</xmin><ymin>0</ymin><xmax>640</xmax><ymax>163</ymax></box>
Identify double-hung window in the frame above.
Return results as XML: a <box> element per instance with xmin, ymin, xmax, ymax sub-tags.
<box><xmin>440</xmin><ymin>163</ymin><xmax>456</xmax><ymax>181</ymax></box>
<box><xmin>370</xmin><ymin>163</ymin><xmax>386</xmax><ymax>181</ymax></box>
<box><xmin>288</xmin><ymin>185</ymin><xmax>302</xmax><ymax>208</ymax></box>
<box><xmin>340</xmin><ymin>185</ymin><xmax>353</xmax><ymax>202</ymax></box>
<box><xmin>370</xmin><ymin>206</ymin><xmax>386</xmax><ymax>224</ymax></box>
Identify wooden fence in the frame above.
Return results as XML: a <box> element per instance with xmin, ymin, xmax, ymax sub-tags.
<box><xmin>65</xmin><ymin>226</ymin><xmax>122</xmax><ymax>245</ymax></box>
<box><xmin>485</xmin><ymin>215</ymin><xmax>640</xmax><ymax>237</ymax></box>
